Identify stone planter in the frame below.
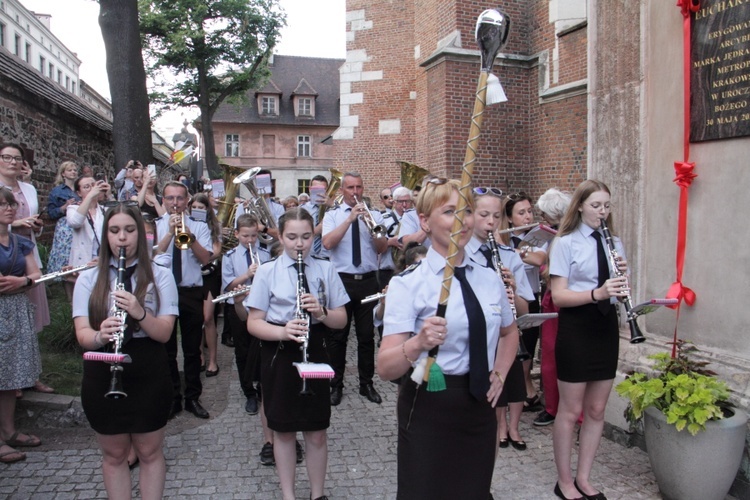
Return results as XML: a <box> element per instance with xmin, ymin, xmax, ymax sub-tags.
<box><xmin>643</xmin><ymin>405</ymin><xmax>747</xmax><ymax>500</ymax></box>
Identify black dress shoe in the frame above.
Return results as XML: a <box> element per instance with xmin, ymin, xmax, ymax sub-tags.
<box><xmin>206</xmin><ymin>366</ymin><xmax>220</xmax><ymax>377</ymax></box>
<box><xmin>359</xmin><ymin>384</ymin><xmax>382</xmax><ymax>404</ymax></box>
<box><xmin>330</xmin><ymin>386</ymin><xmax>343</xmax><ymax>406</ymax></box>
<box><xmin>168</xmin><ymin>400</ymin><xmax>182</xmax><ymax>419</ymax></box>
<box><xmin>574</xmin><ymin>480</ymin><xmax>607</xmax><ymax>500</ymax></box>
<box><xmin>498</xmin><ymin>435</ymin><xmax>509</xmax><ymax>448</ymax></box>
<box><xmin>185</xmin><ymin>399</ymin><xmax>210</xmax><ymax>419</ymax></box>
<box><xmin>508</xmin><ymin>436</ymin><xmax>527</xmax><ymax>451</ymax></box>
<box><xmin>222</xmin><ymin>337</ymin><xmax>235</xmax><ymax>348</ymax></box>
<box><xmin>554</xmin><ymin>482</ymin><xmax>584</xmax><ymax>500</ymax></box>
<box><xmin>245</xmin><ymin>396</ymin><xmax>259</xmax><ymax>415</ymax></box>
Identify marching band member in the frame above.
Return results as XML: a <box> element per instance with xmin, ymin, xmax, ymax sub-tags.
<box><xmin>549</xmin><ymin>180</ymin><xmax>627</xmax><ymax>500</ymax></box>
<box><xmin>501</xmin><ymin>191</ymin><xmax>547</xmax><ymax>411</ymax></box>
<box><xmin>156</xmin><ymin>181</ymin><xmax>213</xmax><ymax>419</ymax></box>
<box><xmin>299</xmin><ymin>174</ymin><xmax>334</xmax><ymax>257</ymax></box>
<box><xmin>322</xmin><ymin>172</ymin><xmax>387</xmax><ymax>406</ymax></box>
<box><xmin>467</xmin><ymin>187</ymin><xmax>535</xmax><ymax>452</ymax></box>
<box><xmin>73</xmin><ymin>204</ymin><xmax>178</xmax><ymax>499</ymax></box>
<box><xmin>377</xmin><ymin>178</ymin><xmax>518</xmax><ymax>499</ymax></box>
<box><xmin>246</xmin><ymin>208</ymin><xmax>348</xmax><ymax>500</ymax></box>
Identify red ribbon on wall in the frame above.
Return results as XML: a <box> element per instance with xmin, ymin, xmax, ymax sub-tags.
<box><xmin>667</xmin><ymin>0</ymin><xmax>700</xmax><ymax>356</ymax></box>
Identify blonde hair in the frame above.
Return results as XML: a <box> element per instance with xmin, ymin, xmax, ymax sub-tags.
<box><xmin>415</xmin><ymin>179</ymin><xmax>472</xmax><ymax>217</ymax></box>
<box><xmin>54</xmin><ymin>161</ymin><xmax>78</xmax><ymax>185</ymax></box>
<box><xmin>557</xmin><ymin>179</ymin><xmax>614</xmax><ymax>237</ymax></box>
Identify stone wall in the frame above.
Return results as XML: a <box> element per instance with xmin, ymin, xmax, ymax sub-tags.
<box><xmin>0</xmin><ymin>69</ymin><xmax>114</xmax><ymax>246</ymax></box>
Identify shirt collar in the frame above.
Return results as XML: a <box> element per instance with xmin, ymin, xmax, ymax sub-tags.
<box><xmin>424</xmin><ymin>246</ymin><xmax>472</xmax><ymax>276</ymax></box>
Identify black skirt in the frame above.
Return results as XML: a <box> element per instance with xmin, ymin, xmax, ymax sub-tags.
<box><xmin>202</xmin><ymin>262</ymin><xmax>222</xmax><ymax>300</ymax></box>
<box><xmin>496</xmin><ymin>358</ymin><xmax>526</xmax><ymax>406</ymax></box>
<box><xmin>261</xmin><ymin>323</ymin><xmax>330</xmax><ymax>432</ymax></box>
<box><xmin>555</xmin><ymin>302</ymin><xmax>619</xmax><ymax>382</ymax></box>
<box><xmin>396</xmin><ymin>375</ymin><xmax>496</xmax><ymax>499</ymax></box>
<box><xmin>81</xmin><ymin>337</ymin><xmax>172</xmax><ymax>435</ymax></box>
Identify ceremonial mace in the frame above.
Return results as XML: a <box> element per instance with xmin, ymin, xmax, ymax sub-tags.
<box><xmin>412</xmin><ymin>9</ymin><xmax>511</xmax><ymax>389</ymax></box>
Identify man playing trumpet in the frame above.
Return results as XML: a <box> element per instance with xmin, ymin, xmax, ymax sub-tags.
<box><xmin>155</xmin><ymin>181</ymin><xmax>213</xmax><ymax>419</ymax></box>
<box><xmin>322</xmin><ymin>172</ymin><xmax>388</xmax><ymax>406</ymax></box>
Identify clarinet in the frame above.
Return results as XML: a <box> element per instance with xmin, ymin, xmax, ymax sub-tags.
<box><xmin>598</xmin><ymin>218</ymin><xmax>646</xmax><ymax>344</ymax></box>
<box><xmin>487</xmin><ymin>232</ymin><xmax>531</xmax><ymax>361</ymax></box>
<box><xmin>105</xmin><ymin>247</ymin><xmax>129</xmax><ymax>398</ymax></box>
<box><xmin>295</xmin><ymin>250</ymin><xmax>313</xmax><ymax>395</ymax></box>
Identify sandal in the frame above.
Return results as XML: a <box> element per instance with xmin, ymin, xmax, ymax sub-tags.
<box><xmin>523</xmin><ymin>394</ymin><xmax>542</xmax><ymax>412</ymax></box>
<box><xmin>0</xmin><ymin>445</ymin><xmax>26</xmax><ymax>464</ymax></box>
<box><xmin>33</xmin><ymin>380</ymin><xmax>55</xmax><ymax>393</ymax></box>
<box><xmin>4</xmin><ymin>431</ymin><xmax>42</xmax><ymax>448</ymax></box>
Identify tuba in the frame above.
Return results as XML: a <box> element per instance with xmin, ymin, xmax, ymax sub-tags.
<box><xmin>234</xmin><ymin>167</ymin><xmax>276</xmax><ymax>244</ymax></box>
<box><xmin>318</xmin><ymin>168</ymin><xmax>343</xmax><ymax>223</ymax></box>
<box><xmin>397</xmin><ymin>161</ymin><xmax>430</xmax><ymax>192</ymax></box>
<box><xmin>215</xmin><ymin>163</ymin><xmax>247</xmax><ymax>253</ymax></box>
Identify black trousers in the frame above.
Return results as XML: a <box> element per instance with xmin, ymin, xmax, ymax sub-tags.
<box><xmin>166</xmin><ymin>286</ymin><xmax>204</xmax><ymax>402</ymax></box>
<box><xmin>226</xmin><ymin>304</ymin><xmax>260</xmax><ymax>398</ymax></box>
<box><xmin>328</xmin><ymin>274</ymin><xmax>379</xmax><ymax>388</ymax></box>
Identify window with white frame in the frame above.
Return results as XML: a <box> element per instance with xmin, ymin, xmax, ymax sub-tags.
<box><xmin>24</xmin><ymin>42</ymin><xmax>30</xmax><ymax>63</ymax></box>
<box><xmin>297</xmin><ymin>135</ymin><xmax>311</xmax><ymax>157</ymax></box>
<box><xmin>261</xmin><ymin>96</ymin><xmax>276</xmax><ymax>115</ymax></box>
<box><xmin>298</xmin><ymin>97</ymin><xmax>312</xmax><ymax>116</ymax></box>
<box><xmin>225</xmin><ymin>134</ymin><xmax>240</xmax><ymax>157</ymax></box>
<box><xmin>0</xmin><ymin>22</ymin><xmax>5</xmax><ymax>48</ymax></box>
<box><xmin>14</xmin><ymin>33</ymin><xmax>20</xmax><ymax>56</ymax></box>
<box><xmin>39</xmin><ymin>55</ymin><xmax>45</xmax><ymax>73</ymax></box>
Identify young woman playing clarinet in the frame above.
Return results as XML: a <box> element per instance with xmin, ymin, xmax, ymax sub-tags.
<box><xmin>377</xmin><ymin>178</ymin><xmax>518</xmax><ymax>499</ymax></box>
<box><xmin>73</xmin><ymin>204</ymin><xmax>178</xmax><ymax>499</ymax></box>
<box><xmin>246</xmin><ymin>208</ymin><xmax>349</xmax><ymax>500</ymax></box>
<box><xmin>549</xmin><ymin>180</ymin><xmax>628</xmax><ymax>500</ymax></box>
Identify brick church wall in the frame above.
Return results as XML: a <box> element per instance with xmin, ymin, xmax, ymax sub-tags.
<box><xmin>338</xmin><ymin>0</ymin><xmax>589</xmax><ymax>204</ymax></box>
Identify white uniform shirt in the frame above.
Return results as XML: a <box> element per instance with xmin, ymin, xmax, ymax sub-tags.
<box><xmin>383</xmin><ymin>247</ymin><xmax>514</xmax><ymax>375</ymax></box>
<box><xmin>72</xmin><ymin>258</ymin><xmax>179</xmax><ymax>338</ymax></box>
<box><xmin>509</xmin><ymin>232</ymin><xmax>547</xmax><ymax>294</ymax></box>
<box><xmin>548</xmin><ymin>223</ymin><xmax>626</xmax><ymax>305</ymax></box>
<box><xmin>378</xmin><ymin>210</ymin><xmax>402</xmax><ymax>271</ymax></box>
<box><xmin>300</xmin><ymin>200</ymin><xmax>329</xmax><ymax>258</ymax></box>
<box><xmin>322</xmin><ymin>203</ymin><xmax>385</xmax><ymax>274</ymax></box>
<box><xmin>221</xmin><ymin>242</ymin><xmax>271</xmax><ymax>304</ymax></box>
<box><xmin>465</xmin><ymin>236</ymin><xmax>535</xmax><ymax>303</ymax></box>
<box><xmin>397</xmin><ymin>208</ymin><xmax>431</xmax><ymax>249</ymax></box>
<box><xmin>155</xmin><ymin>214</ymin><xmax>213</xmax><ymax>287</ymax></box>
<box><xmin>246</xmin><ymin>253</ymin><xmax>350</xmax><ymax>325</ymax></box>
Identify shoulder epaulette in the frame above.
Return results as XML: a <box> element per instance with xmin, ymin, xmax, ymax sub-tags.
<box><xmin>225</xmin><ymin>247</ymin><xmax>237</xmax><ymax>256</ymax></box>
<box><xmin>397</xmin><ymin>261</ymin><xmax>422</xmax><ymax>276</ymax></box>
<box><xmin>312</xmin><ymin>255</ymin><xmax>330</xmax><ymax>261</ymax></box>
<box><xmin>498</xmin><ymin>243</ymin><xmax>513</xmax><ymax>251</ymax></box>
<box><xmin>261</xmin><ymin>256</ymin><xmax>278</xmax><ymax>265</ymax></box>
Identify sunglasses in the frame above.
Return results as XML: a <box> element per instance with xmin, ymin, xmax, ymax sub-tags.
<box><xmin>506</xmin><ymin>191</ymin><xmax>528</xmax><ymax>201</ymax></box>
<box><xmin>425</xmin><ymin>177</ymin><xmax>449</xmax><ymax>187</ymax></box>
<box><xmin>473</xmin><ymin>187</ymin><xmax>503</xmax><ymax>198</ymax></box>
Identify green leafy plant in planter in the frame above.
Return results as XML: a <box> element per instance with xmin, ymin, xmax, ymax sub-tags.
<box><xmin>616</xmin><ymin>339</ymin><xmax>733</xmax><ymax>435</ymax></box>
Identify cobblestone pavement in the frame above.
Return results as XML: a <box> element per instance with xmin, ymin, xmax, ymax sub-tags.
<box><xmin>0</xmin><ymin>326</ymin><xmax>716</xmax><ymax>499</ymax></box>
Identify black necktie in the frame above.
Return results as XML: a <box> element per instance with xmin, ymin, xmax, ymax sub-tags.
<box><xmin>591</xmin><ymin>231</ymin><xmax>611</xmax><ymax>315</ymax></box>
<box><xmin>172</xmin><ymin>244</ymin><xmax>182</xmax><ymax>285</ymax></box>
<box><xmin>479</xmin><ymin>245</ymin><xmax>494</xmax><ymax>268</ymax></box>
<box><xmin>350</xmin><ymin>209</ymin><xmax>362</xmax><ymax>267</ymax></box>
<box><xmin>122</xmin><ymin>265</ymin><xmax>137</xmax><ymax>344</ymax></box>
<box><xmin>454</xmin><ymin>266</ymin><xmax>489</xmax><ymax>401</ymax></box>
<box><xmin>246</xmin><ymin>248</ymin><xmax>252</xmax><ymax>267</ymax></box>
<box><xmin>511</xmin><ymin>236</ymin><xmax>522</xmax><ymax>249</ymax></box>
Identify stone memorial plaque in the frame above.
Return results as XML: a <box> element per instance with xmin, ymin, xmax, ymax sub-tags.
<box><xmin>691</xmin><ymin>0</ymin><xmax>750</xmax><ymax>142</ymax></box>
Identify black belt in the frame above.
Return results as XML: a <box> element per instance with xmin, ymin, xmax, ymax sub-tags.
<box><xmin>339</xmin><ymin>271</ymin><xmax>377</xmax><ymax>281</ymax></box>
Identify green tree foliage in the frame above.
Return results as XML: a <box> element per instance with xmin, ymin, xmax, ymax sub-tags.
<box><xmin>139</xmin><ymin>0</ymin><xmax>285</xmax><ymax>176</ymax></box>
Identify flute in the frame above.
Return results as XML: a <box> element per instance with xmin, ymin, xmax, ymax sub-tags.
<box><xmin>36</xmin><ymin>264</ymin><xmax>96</xmax><ymax>284</ymax></box>
<box><xmin>496</xmin><ymin>222</ymin><xmax>540</xmax><ymax>235</ymax></box>
<box><xmin>361</xmin><ymin>292</ymin><xmax>386</xmax><ymax>304</ymax></box>
<box><xmin>211</xmin><ymin>285</ymin><xmax>251</xmax><ymax>304</ymax></box>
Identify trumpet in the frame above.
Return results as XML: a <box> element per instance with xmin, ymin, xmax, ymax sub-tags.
<box><xmin>361</xmin><ymin>292</ymin><xmax>386</xmax><ymax>304</ymax></box>
<box><xmin>295</xmin><ymin>250</ymin><xmax>313</xmax><ymax>396</ymax></box>
<box><xmin>353</xmin><ymin>195</ymin><xmax>386</xmax><ymax>239</ymax></box>
<box><xmin>487</xmin><ymin>231</ymin><xmax>531</xmax><ymax>361</ymax></box>
<box><xmin>599</xmin><ymin>218</ymin><xmax>646</xmax><ymax>344</ymax></box>
<box><xmin>211</xmin><ymin>285</ymin><xmax>252</xmax><ymax>304</ymax></box>
<box><xmin>174</xmin><ymin>211</ymin><xmax>194</xmax><ymax>250</ymax></box>
<box><xmin>36</xmin><ymin>263</ymin><xmax>96</xmax><ymax>284</ymax></box>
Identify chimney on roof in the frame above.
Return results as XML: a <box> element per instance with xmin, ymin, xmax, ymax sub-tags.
<box><xmin>34</xmin><ymin>13</ymin><xmax>52</xmax><ymax>31</ymax></box>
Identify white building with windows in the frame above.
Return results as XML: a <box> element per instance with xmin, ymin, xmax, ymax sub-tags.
<box><xmin>0</xmin><ymin>0</ymin><xmax>111</xmax><ymax>118</ymax></box>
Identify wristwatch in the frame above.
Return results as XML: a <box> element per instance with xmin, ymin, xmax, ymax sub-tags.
<box><xmin>25</xmin><ymin>277</ymin><xmax>33</xmax><ymax>287</ymax></box>
<box><xmin>318</xmin><ymin>307</ymin><xmax>328</xmax><ymax>321</ymax></box>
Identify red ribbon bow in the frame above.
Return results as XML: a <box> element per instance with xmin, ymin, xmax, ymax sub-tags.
<box><xmin>676</xmin><ymin>0</ymin><xmax>700</xmax><ymax>18</ymax></box>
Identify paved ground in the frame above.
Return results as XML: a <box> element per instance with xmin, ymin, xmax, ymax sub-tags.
<box><xmin>0</xmin><ymin>326</ymin><xmax>715</xmax><ymax>499</ymax></box>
